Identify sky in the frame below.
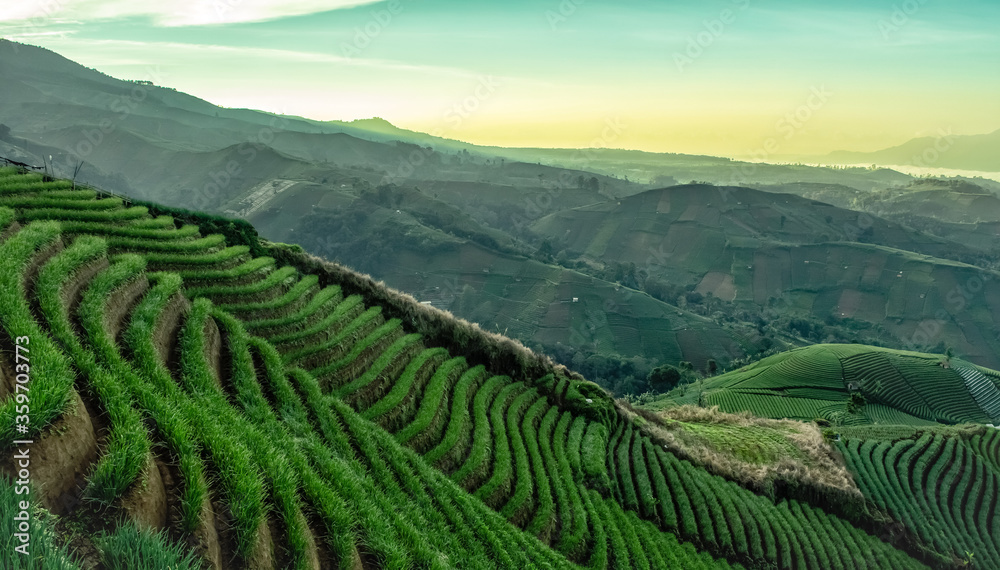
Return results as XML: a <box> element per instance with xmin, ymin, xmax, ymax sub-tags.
<box><xmin>1</xmin><ymin>0</ymin><xmax>998</xmax><ymax>158</ymax></box>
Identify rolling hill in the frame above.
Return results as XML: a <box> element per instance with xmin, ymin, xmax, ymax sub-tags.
<box><xmin>530</xmin><ymin>184</ymin><xmax>1000</xmax><ymax>369</ymax></box>
<box><xmin>5</xmin><ymin>164</ymin><xmax>994</xmax><ymax>569</ymax></box>
<box><xmin>643</xmin><ymin>343</ymin><xmax>1000</xmax><ymax>426</ymax></box>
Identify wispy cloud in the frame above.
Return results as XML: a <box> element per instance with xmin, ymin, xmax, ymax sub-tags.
<box><xmin>1</xmin><ymin>0</ymin><xmax>383</xmax><ymax>27</ymax></box>
<box><xmin>12</xmin><ymin>37</ymin><xmax>493</xmax><ymax>80</ymax></box>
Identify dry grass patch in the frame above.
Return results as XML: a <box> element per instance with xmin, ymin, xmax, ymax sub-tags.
<box><xmin>618</xmin><ymin>402</ymin><xmax>864</xmax><ymax>509</ymax></box>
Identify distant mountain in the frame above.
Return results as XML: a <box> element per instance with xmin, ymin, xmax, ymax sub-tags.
<box><xmin>826</xmin><ymin>128</ymin><xmax>1000</xmax><ymax>172</ymax></box>
<box><xmin>5</xmin><ymin>38</ymin><xmax>1000</xmax><ymax>392</ymax></box>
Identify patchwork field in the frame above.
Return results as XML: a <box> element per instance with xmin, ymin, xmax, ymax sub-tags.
<box><xmin>531</xmin><ymin>184</ymin><xmax>1000</xmax><ymax>368</ymax></box>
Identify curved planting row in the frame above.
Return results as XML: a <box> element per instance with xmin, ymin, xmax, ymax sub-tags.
<box><xmin>888</xmin><ymin>356</ymin><xmax>988</xmax><ymax>424</ymax></box>
<box><xmin>843</xmin><ymin>352</ymin><xmax>934</xmax><ymax>422</ymax></box>
<box><xmin>972</xmin><ymin>429</ymin><xmax>1000</xmax><ymax>473</ymax></box>
<box><xmin>601</xmin><ymin>411</ymin><xmax>930</xmax><ymax>569</ymax></box>
<box><xmin>686</xmin><ymin>344</ymin><xmax>1000</xmax><ymax>428</ymax></box>
<box><xmin>954</xmin><ymin>364</ymin><xmax>1000</xmax><ymax>422</ymax></box>
<box><xmin>706</xmin><ymin>390</ymin><xmax>835</xmax><ymax>420</ymax></box>
<box><xmin>838</xmin><ymin>429</ymin><xmax>1000</xmax><ymax>568</ymax></box>
<box><xmin>1</xmin><ymin>216</ymin><xmax>587</xmax><ymax>569</ymax></box>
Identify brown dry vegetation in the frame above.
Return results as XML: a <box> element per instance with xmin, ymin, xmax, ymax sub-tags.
<box><xmin>618</xmin><ymin>402</ymin><xmax>871</xmax><ymax>519</ymax></box>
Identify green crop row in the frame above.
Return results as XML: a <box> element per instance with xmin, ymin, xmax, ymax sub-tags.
<box><xmin>475</xmin><ymin>387</ymin><xmax>537</xmax><ymax>509</ymax></box>
<box><xmin>329</xmin><ymin>394</ymin><xmax>487</xmax><ymax>566</ymax></box>
<box><xmin>106</xmin><ymin>233</ymin><xmax>225</xmax><ymax>254</ymax></box>
<box><xmin>139</xmin><ymin>245</ymin><xmax>249</xmax><ymax>269</ymax></box>
<box><xmin>361</xmin><ymin>347</ymin><xmax>449</xmax><ymax>426</ymax></box>
<box><xmin>395</xmin><ymin>361</ymin><xmax>479</xmax><ymax>453</ymax></box>
<box><xmin>614</xmin><ymin>424</ymin><xmax>640</xmax><ymax>513</ymax></box>
<box><xmin>61</xmin><ymin>220</ymin><xmax>198</xmax><ymax>240</ymax></box>
<box><xmin>218</xmin><ymin>274</ymin><xmax>317</xmax><ymax>321</ymax></box>
<box><xmin>442</xmin><ymin>376</ymin><xmax>513</xmax><ymax>482</ymax></box>
<box><xmin>0</xmin><ymin>178</ymin><xmax>74</xmax><ymax>194</ymax></box>
<box><xmin>264</xmin><ymin>290</ymin><xmax>355</xmax><ymax>345</ymax></box>
<box><xmin>1</xmin><ymin>475</ymin><xmax>80</xmax><ymax>570</ymax></box>
<box><xmin>307</xmin><ymin>317</ymin><xmax>401</xmax><ymax>381</ymax></box>
<box><xmin>972</xmin><ymin>430</ymin><xmax>1000</xmax><ymax>473</ymax></box>
<box><xmin>78</xmin><ymin>254</ymin><xmax>209</xmax><ymax>533</ymax></box>
<box><xmin>630</xmin><ymin>430</ymin><xmax>657</xmax><ymax>521</ymax></box>
<box><xmin>333</xmin><ymin>332</ymin><xmax>423</xmax><ymax>403</ymax></box>
<box><xmin>281</xmin><ymin>305</ymin><xmax>383</xmax><ymax>367</ymax></box>
<box><xmin>185</xmin><ymin>265</ymin><xmax>296</xmax><ymax>299</ymax></box>
<box><xmin>19</xmin><ymin>206</ymin><xmax>149</xmax><ymax>223</ymax></box>
<box><xmin>234</xmin><ymin>326</ymin><xmax>428</xmax><ymax>567</ymax></box>
<box><xmin>581</xmin><ymin>421</ymin><xmax>611</xmax><ymax>494</ymax></box>
<box><xmin>641</xmin><ymin>438</ymin><xmax>677</xmax><ymax>533</ymax></box>
<box><xmin>124</xmin><ymin>274</ymin><xmax>266</xmax><ymax>558</ymax></box>
<box><xmin>500</xmin><ymin>395</ymin><xmax>548</xmax><ymax>525</ymax></box>
<box><xmin>245</xmin><ymin>284</ymin><xmax>342</xmax><ymax>337</ymax></box>
<box><xmin>525</xmin><ymin>405</ymin><xmax>558</xmax><ymax>542</ymax></box>
<box><xmin>0</xmin><ymin>195</ymin><xmax>123</xmax><ymax>210</ymax></box>
<box><xmin>566</xmin><ymin>416</ymin><xmax>586</xmax><ymax>480</ymax></box>
<box><xmin>0</xmin><ymin>189</ymin><xmax>97</xmax><ymax>202</ymax></box>
<box><xmin>35</xmin><ymin>235</ymin><xmax>151</xmax><ymax>506</ymax></box>
<box><xmin>614</xmin><ymin>426</ymin><xmax>932</xmax><ymax>569</ymax></box>
<box><xmin>201</xmin><ymin>308</ymin><xmax>328</xmax><ymax>569</ymax></box>
<box><xmin>321</xmin><ymin>381</ymin><xmax>576</xmax><ymax>569</ymax></box>
<box><xmin>839</xmin><ymin>432</ymin><xmax>1000</xmax><ymax>568</ymax></box>
<box><xmin>0</xmin><ymin>206</ymin><xmax>15</xmax><ymax>231</ymax></box>
<box><xmin>290</xmin><ymin>353</ymin><xmax>575</xmax><ymax>568</ymax></box>
<box><xmin>892</xmin><ymin>356</ymin><xmax>987</xmax><ymax>424</ymax></box>
<box><xmin>175</xmin><ymin>255</ymin><xmax>273</xmax><ymax>282</ymax></box>
<box><xmin>550</xmin><ymin>411</ymin><xmax>590</xmax><ymax>561</ymax></box>
<box><xmin>0</xmin><ymin>221</ymin><xmax>76</xmax><ymax>448</ymax></box>
<box><xmin>94</xmin><ymin>521</ymin><xmax>204</xmax><ymax>570</ymax></box>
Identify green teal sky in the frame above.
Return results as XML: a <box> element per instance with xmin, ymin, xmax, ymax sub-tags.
<box><xmin>2</xmin><ymin>0</ymin><xmax>998</xmax><ymax>157</ymax></box>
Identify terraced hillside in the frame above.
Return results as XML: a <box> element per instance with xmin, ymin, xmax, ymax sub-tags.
<box><xmin>0</xmin><ymin>166</ymin><xmax>963</xmax><ymax>569</ymax></box>
<box><xmin>836</xmin><ymin>424</ymin><xmax>1000</xmax><ymax>569</ymax></box>
<box><xmin>645</xmin><ymin>344</ymin><xmax>1000</xmax><ymax>427</ymax></box>
<box><xmin>531</xmin><ymin>185</ymin><xmax>1000</xmax><ymax>368</ymax></box>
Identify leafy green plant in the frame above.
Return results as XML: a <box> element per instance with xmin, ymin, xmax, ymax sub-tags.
<box><xmin>97</xmin><ymin>522</ymin><xmax>203</xmax><ymax>570</ymax></box>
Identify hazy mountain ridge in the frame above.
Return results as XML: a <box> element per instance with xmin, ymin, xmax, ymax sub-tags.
<box><xmin>825</xmin><ymin>128</ymin><xmax>1000</xmax><ymax>173</ymax></box>
<box><xmin>4</xmin><ymin>38</ymin><xmax>1000</xmax><ymax>395</ymax></box>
